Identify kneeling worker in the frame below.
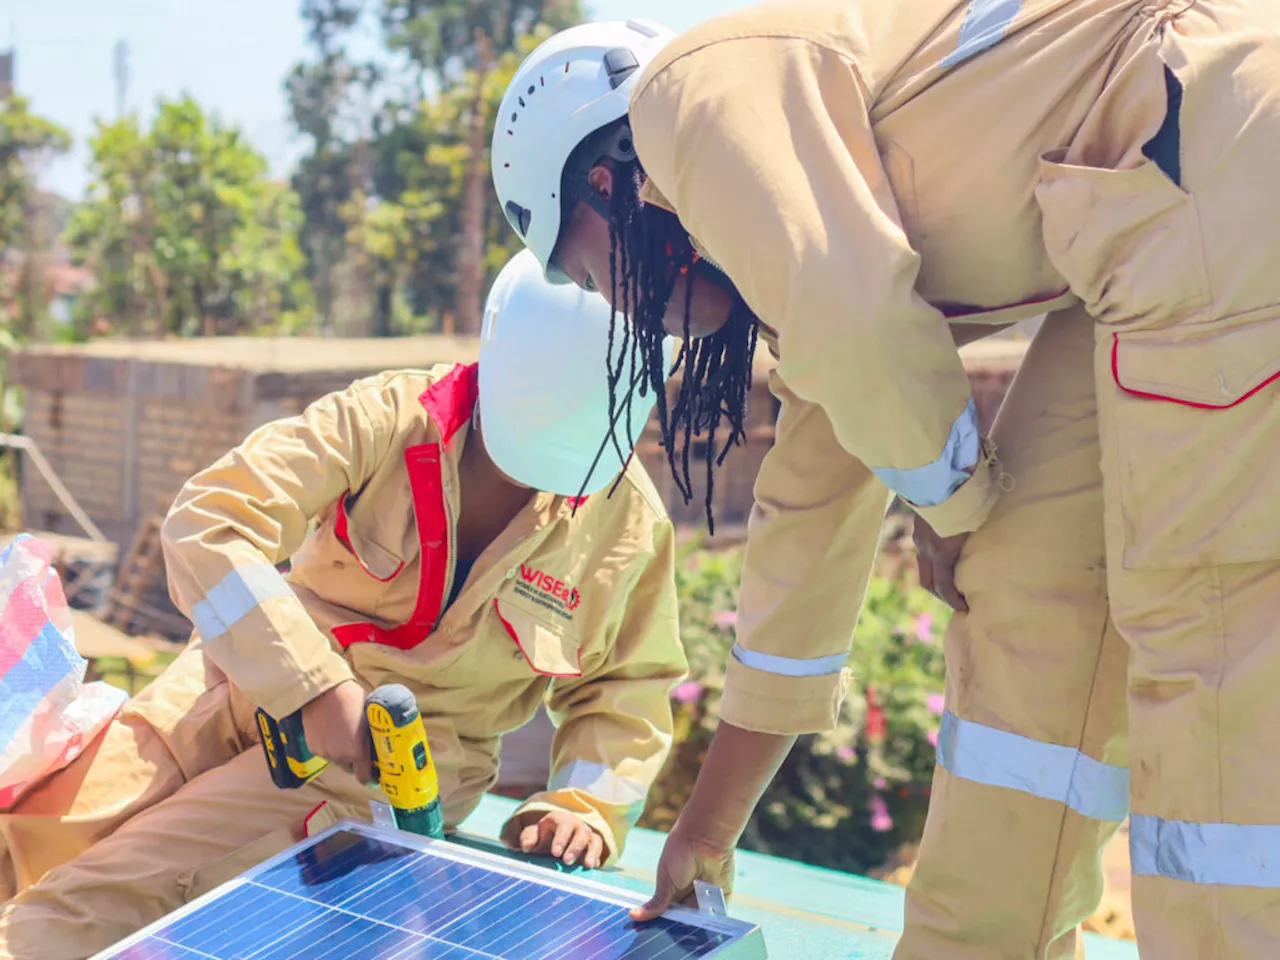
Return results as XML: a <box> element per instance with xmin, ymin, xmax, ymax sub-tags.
<box><xmin>0</xmin><ymin>249</ymin><xmax>684</xmax><ymax>960</ymax></box>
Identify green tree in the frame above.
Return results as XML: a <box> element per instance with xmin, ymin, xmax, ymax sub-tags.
<box><xmin>67</xmin><ymin>96</ymin><xmax>311</xmax><ymax>338</ymax></box>
<box><xmin>378</xmin><ymin>0</ymin><xmax>580</xmax><ymax>83</ymax></box>
<box><xmin>0</xmin><ymin>96</ymin><xmax>72</xmax><ymax>336</ymax></box>
<box><xmin>286</xmin><ymin>0</ymin><xmax>377</xmax><ymax>334</ymax></box>
<box><xmin>288</xmin><ymin>0</ymin><xmax>583</xmax><ymax>335</ymax></box>
<box><xmin>375</xmin><ymin>2</ymin><xmax>581</xmax><ymax>332</ymax></box>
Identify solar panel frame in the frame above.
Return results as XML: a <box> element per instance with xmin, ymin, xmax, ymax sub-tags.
<box><xmin>90</xmin><ymin>819</ymin><xmax>768</xmax><ymax>960</ymax></box>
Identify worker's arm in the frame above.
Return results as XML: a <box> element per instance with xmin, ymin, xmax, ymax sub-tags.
<box><xmin>630</xmin><ymin>36</ymin><xmax>1002</xmax><ymax>539</ymax></box>
<box><xmin>628</xmin><ymin>384</ymin><xmax>892</xmax><ymax>916</ymax></box>
<box><xmin>720</xmin><ymin>372</ymin><xmax>890</xmax><ymax>737</ymax></box>
<box><xmin>161</xmin><ymin>378</ymin><xmax>397</xmax><ymax>721</ymax></box>
<box><xmin>632</xmin><ymin>721</ymin><xmax>795</xmax><ymax>920</ymax></box>
<box><xmin>501</xmin><ymin>515</ymin><xmax>686</xmax><ymax>867</ymax></box>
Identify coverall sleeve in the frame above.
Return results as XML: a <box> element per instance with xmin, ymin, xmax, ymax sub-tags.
<box><xmin>629</xmin><ymin>36</ymin><xmax>1001</xmax><ymax>537</ymax></box>
<box><xmin>503</xmin><ymin>518</ymin><xmax>686</xmax><ymax>865</ymax></box>
<box><xmin>161</xmin><ymin>380</ymin><xmax>396</xmax><ymax>720</ymax></box>
<box><xmin>722</xmin><ymin>372</ymin><xmax>892</xmax><ymax>735</ymax></box>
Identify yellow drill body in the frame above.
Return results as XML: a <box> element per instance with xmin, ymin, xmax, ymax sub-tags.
<box><xmin>365</xmin><ymin>684</ymin><xmax>446</xmax><ymax>839</ymax></box>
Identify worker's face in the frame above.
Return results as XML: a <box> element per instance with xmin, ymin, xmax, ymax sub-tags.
<box><xmin>552</xmin><ymin>164</ymin><xmax>734</xmax><ymax>339</ymax></box>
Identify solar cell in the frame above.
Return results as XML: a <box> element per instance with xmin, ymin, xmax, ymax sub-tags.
<box><xmin>92</xmin><ymin>821</ymin><xmax>768</xmax><ymax>960</ymax></box>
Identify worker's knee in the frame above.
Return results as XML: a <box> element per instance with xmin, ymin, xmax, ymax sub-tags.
<box><xmin>0</xmin><ymin>864</ymin><xmax>177</xmax><ymax>960</ymax></box>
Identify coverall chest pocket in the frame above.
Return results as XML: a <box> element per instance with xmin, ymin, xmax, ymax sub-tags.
<box><xmin>492</xmin><ymin>599</ymin><xmax>584</xmax><ymax>679</ymax></box>
<box><xmin>1099</xmin><ymin>312</ymin><xmax>1280</xmax><ymax>571</ymax></box>
<box><xmin>1034</xmin><ymin>150</ymin><xmax>1211</xmax><ymax>330</ymax></box>
<box><xmin>335</xmin><ymin>494</ymin><xmax>406</xmax><ymax>582</ymax></box>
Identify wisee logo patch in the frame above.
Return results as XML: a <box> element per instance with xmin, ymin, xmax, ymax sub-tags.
<box><xmin>514</xmin><ymin>565</ymin><xmax>581</xmax><ymax>621</ymax></box>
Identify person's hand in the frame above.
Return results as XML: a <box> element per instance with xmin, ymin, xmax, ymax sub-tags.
<box><xmin>630</xmin><ymin>821</ymin><xmax>736</xmax><ymax>922</ymax></box>
<box><xmin>300</xmin><ymin>680</ymin><xmax>375</xmax><ymax>786</ymax></box>
<box><xmin>913</xmin><ymin>518</ymin><xmax>970</xmax><ymax>613</ymax></box>
<box><xmin>507</xmin><ymin>810</ymin><xmax>606</xmax><ymax>868</ymax></box>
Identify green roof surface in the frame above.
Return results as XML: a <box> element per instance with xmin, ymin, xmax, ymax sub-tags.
<box><xmin>460</xmin><ymin>794</ymin><xmax>1140</xmax><ymax>959</ymax></box>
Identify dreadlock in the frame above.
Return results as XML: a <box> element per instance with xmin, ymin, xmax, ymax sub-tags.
<box><xmin>598</xmin><ymin>155</ymin><xmax>759</xmax><ymax>535</ymax></box>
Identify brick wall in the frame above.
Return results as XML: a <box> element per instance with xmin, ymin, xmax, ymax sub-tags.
<box><xmin>135</xmin><ymin>397</ymin><xmax>247</xmax><ymax>518</ymax></box>
<box><xmin>22</xmin><ymin>390</ymin><xmax>128</xmax><ymax>537</ymax></box>
<box><xmin>10</xmin><ymin>338</ymin><xmax>1027</xmax><ymax>638</ymax></box>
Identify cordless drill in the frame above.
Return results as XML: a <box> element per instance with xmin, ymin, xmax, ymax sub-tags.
<box><xmin>256</xmin><ymin>682</ymin><xmax>445</xmax><ymax>840</ymax></box>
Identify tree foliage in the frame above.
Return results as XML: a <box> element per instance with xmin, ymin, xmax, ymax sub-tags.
<box><xmin>0</xmin><ymin>96</ymin><xmax>72</xmax><ymax>336</ymax></box>
<box><xmin>380</xmin><ymin>0</ymin><xmax>580</xmax><ymax>83</ymax></box>
<box><xmin>0</xmin><ymin>97</ymin><xmax>72</xmax><ymax>257</ymax></box>
<box><xmin>288</xmin><ymin>0</ymin><xmax>583</xmax><ymax>335</ymax></box>
<box><xmin>286</xmin><ymin>0</ymin><xmax>378</xmax><ymax>334</ymax></box>
<box><xmin>67</xmin><ymin>96</ymin><xmax>311</xmax><ymax>338</ymax></box>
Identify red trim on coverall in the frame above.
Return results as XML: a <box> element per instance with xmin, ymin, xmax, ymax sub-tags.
<box><xmin>302</xmin><ymin>801</ymin><xmax>327</xmax><ymax>837</ymax></box>
<box><xmin>331</xmin><ymin>363</ymin><xmax>479</xmax><ymax>651</ymax></box>
<box><xmin>1111</xmin><ymin>334</ymin><xmax>1280</xmax><ymax>409</ymax></box>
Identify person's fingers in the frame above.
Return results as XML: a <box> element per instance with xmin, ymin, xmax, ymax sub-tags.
<box><xmin>562</xmin><ymin>825</ymin><xmax>592</xmax><ymax>866</ymax></box>
<box><xmin>584</xmin><ymin>832</ymin><xmax>605</xmax><ymax>870</ymax></box>
<box><xmin>933</xmin><ymin>549</ymin><xmax>969</xmax><ymax>614</ymax></box>
<box><xmin>519</xmin><ymin>823</ymin><xmax>541</xmax><ymax>852</ymax></box>
<box><xmin>549</xmin><ymin>816</ymin><xmax>577</xmax><ymax>859</ymax></box>
<box><xmin>630</xmin><ymin>878</ymin><xmax>673</xmax><ymax>923</ymax></box>
<box><xmin>917</xmin><ymin>549</ymin><xmax>936</xmax><ymax>600</ymax></box>
<box><xmin>354</xmin><ymin>750</ymin><xmax>376</xmax><ymax>789</ymax></box>
<box><xmin>941</xmin><ymin>579</ymin><xmax>969</xmax><ymax>614</ymax></box>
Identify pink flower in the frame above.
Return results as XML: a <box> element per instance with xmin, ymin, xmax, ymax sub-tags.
<box><xmin>869</xmin><ymin>793</ymin><xmax>893</xmax><ymax>833</ymax></box>
<box><xmin>927</xmin><ymin>693</ymin><xmax>945</xmax><ymax>716</ymax></box>
<box><xmin>873</xmin><ymin>776</ymin><xmax>887</xmax><ymax>790</ymax></box>
<box><xmin>914</xmin><ymin>612</ymin><xmax>935</xmax><ymax>644</ymax></box>
<box><xmin>837</xmin><ymin>746</ymin><xmax>856</xmax><ymax>763</ymax></box>
<box><xmin>713</xmin><ymin>610</ymin><xmax>738</xmax><ymax>632</ymax></box>
<box><xmin>672</xmin><ymin>680</ymin><xmax>704</xmax><ymax>704</ymax></box>
<box><xmin>927</xmin><ymin>728</ymin><xmax>939</xmax><ymax>748</ymax></box>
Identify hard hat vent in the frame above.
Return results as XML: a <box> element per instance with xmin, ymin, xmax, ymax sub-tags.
<box><xmin>603</xmin><ymin>47</ymin><xmax>640</xmax><ymax>89</ymax></box>
<box><xmin>505</xmin><ymin>201</ymin><xmax>532</xmax><ymax>237</ymax></box>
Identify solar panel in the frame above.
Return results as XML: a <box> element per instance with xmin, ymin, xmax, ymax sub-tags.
<box><xmin>91</xmin><ymin>820</ymin><xmax>768</xmax><ymax>960</ymax></box>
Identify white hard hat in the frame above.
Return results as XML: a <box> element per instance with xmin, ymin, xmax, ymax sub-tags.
<box><xmin>478</xmin><ymin>249</ymin><xmax>676</xmax><ymax>498</ymax></box>
<box><xmin>491</xmin><ymin>19</ymin><xmax>676</xmax><ymax>283</ymax></box>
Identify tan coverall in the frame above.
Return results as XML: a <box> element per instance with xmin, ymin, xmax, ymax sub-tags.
<box><xmin>629</xmin><ymin>0</ymin><xmax>1280</xmax><ymax>956</ymax></box>
<box><xmin>0</xmin><ymin>361</ymin><xmax>686</xmax><ymax>960</ymax></box>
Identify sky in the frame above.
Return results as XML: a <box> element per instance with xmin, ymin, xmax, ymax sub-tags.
<box><xmin>0</xmin><ymin>0</ymin><xmax>750</xmax><ymax>201</ymax></box>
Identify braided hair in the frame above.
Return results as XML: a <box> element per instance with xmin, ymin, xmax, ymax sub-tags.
<box><xmin>569</xmin><ymin>127</ymin><xmax>759</xmax><ymax>534</ymax></box>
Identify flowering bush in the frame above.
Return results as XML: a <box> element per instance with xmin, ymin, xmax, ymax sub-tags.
<box><xmin>638</xmin><ymin>520</ymin><xmax>953</xmax><ymax>875</ymax></box>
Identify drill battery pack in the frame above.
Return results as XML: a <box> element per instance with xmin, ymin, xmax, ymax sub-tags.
<box><xmin>256</xmin><ymin>707</ymin><xmax>328</xmax><ymax>790</ymax></box>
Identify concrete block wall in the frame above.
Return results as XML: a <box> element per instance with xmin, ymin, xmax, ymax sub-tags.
<box><xmin>10</xmin><ymin>335</ymin><xmax>1029</xmax><ymax>638</ymax></box>
<box><xmin>22</xmin><ymin>389</ymin><xmax>129</xmax><ymax>539</ymax></box>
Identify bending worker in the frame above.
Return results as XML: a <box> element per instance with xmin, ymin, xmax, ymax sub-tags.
<box><xmin>0</xmin><ymin>249</ymin><xmax>684</xmax><ymax>960</ymax></box>
<box><xmin>491</xmin><ymin>3</ymin><xmax>1280</xmax><ymax>957</ymax></box>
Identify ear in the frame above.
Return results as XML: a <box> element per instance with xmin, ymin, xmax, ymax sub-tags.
<box><xmin>587</xmin><ymin>163</ymin><xmax>614</xmax><ymax>202</ymax></box>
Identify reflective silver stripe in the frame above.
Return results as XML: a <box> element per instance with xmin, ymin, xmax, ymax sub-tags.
<box><xmin>937</xmin><ymin>711</ymin><xmax>1129</xmax><ymax>822</ymax></box>
<box><xmin>550</xmin><ymin>760</ymin><xmax>648</xmax><ymax>820</ymax></box>
<box><xmin>191</xmin><ymin>563</ymin><xmax>296</xmax><ymax>641</ymax></box>
<box><xmin>1130</xmin><ymin>815</ymin><xmax>1280</xmax><ymax>888</ymax></box>
<box><xmin>731</xmin><ymin>644</ymin><xmax>847</xmax><ymax>678</ymax></box>
<box><xmin>941</xmin><ymin>0</ymin><xmax>1025</xmax><ymax>68</ymax></box>
<box><xmin>870</xmin><ymin>398</ymin><xmax>980</xmax><ymax>508</ymax></box>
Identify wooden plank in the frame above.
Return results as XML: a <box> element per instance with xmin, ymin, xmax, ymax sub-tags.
<box><xmin>0</xmin><ymin>434</ymin><xmax>109</xmax><ymax>542</ymax></box>
<box><xmin>68</xmin><ymin>609</ymin><xmax>165</xmax><ymax>661</ymax></box>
